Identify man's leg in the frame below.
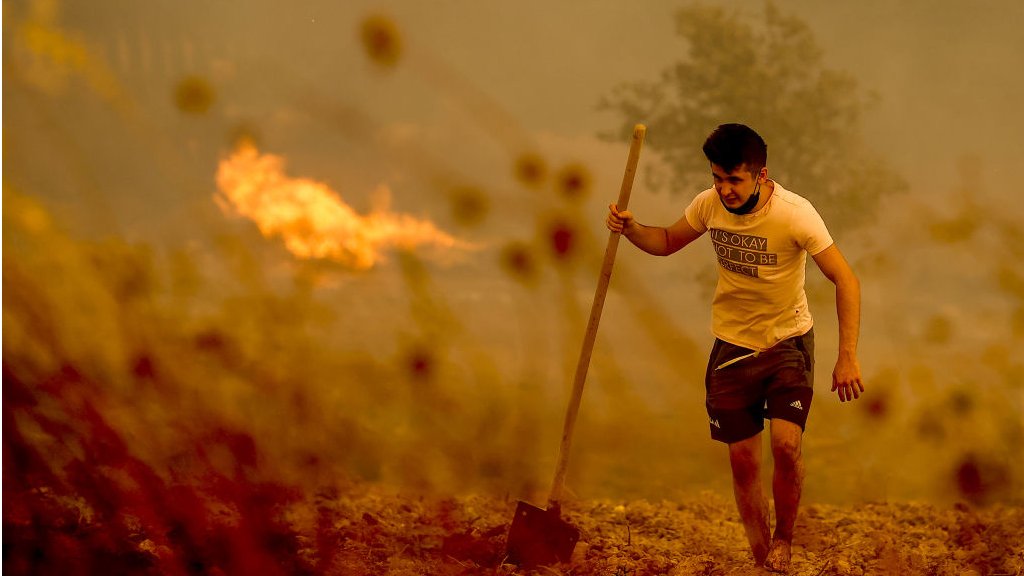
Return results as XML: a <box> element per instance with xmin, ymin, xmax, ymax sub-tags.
<box><xmin>765</xmin><ymin>418</ymin><xmax>805</xmax><ymax>572</ymax></box>
<box><xmin>728</xmin><ymin>432</ymin><xmax>770</xmax><ymax>565</ymax></box>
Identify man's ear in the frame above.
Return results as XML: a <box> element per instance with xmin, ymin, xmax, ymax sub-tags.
<box><xmin>758</xmin><ymin>167</ymin><xmax>769</xmax><ymax>183</ymax></box>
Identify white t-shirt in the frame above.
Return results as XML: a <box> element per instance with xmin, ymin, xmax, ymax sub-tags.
<box><xmin>684</xmin><ymin>182</ymin><xmax>833</xmax><ymax>351</ymax></box>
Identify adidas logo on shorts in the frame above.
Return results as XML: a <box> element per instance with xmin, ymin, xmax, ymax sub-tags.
<box><xmin>710</xmin><ymin>417</ymin><xmax>721</xmax><ymax>429</ymax></box>
<box><xmin>790</xmin><ymin>400</ymin><xmax>804</xmax><ymax>411</ymax></box>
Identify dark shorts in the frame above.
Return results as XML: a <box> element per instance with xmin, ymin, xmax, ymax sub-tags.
<box><xmin>705</xmin><ymin>329</ymin><xmax>815</xmax><ymax>444</ymax></box>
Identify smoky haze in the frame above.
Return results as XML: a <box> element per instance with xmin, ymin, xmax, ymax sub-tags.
<box><xmin>4</xmin><ymin>0</ymin><xmax>1022</xmax><ymax>527</ymax></box>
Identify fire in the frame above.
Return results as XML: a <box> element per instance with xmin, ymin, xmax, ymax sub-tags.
<box><xmin>215</xmin><ymin>143</ymin><xmax>465</xmax><ymax>269</ymax></box>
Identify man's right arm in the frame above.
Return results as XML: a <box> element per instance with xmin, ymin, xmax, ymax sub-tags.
<box><xmin>606</xmin><ymin>204</ymin><xmax>704</xmax><ymax>256</ymax></box>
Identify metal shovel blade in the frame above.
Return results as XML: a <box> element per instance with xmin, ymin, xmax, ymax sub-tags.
<box><xmin>506</xmin><ymin>501</ymin><xmax>580</xmax><ymax>568</ymax></box>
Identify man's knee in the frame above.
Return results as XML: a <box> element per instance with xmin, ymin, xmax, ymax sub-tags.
<box><xmin>729</xmin><ymin>437</ymin><xmax>762</xmax><ymax>484</ymax></box>
<box><xmin>770</xmin><ymin>420</ymin><xmax>803</xmax><ymax>467</ymax></box>
<box><xmin>772</xmin><ymin>439</ymin><xmax>802</xmax><ymax>471</ymax></box>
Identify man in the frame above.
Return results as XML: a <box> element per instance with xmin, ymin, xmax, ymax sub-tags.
<box><xmin>605</xmin><ymin>123</ymin><xmax>863</xmax><ymax>572</ymax></box>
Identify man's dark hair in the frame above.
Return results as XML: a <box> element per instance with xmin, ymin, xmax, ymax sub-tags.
<box><xmin>702</xmin><ymin>123</ymin><xmax>767</xmax><ymax>175</ymax></box>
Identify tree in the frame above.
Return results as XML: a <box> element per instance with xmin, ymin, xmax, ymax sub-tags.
<box><xmin>600</xmin><ymin>2</ymin><xmax>906</xmax><ymax>232</ymax></box>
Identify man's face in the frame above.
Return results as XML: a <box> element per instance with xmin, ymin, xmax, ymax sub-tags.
<box><xmin>711</xmin><ymin>163</ymin><xmax>762</xmax><ymax>211</ymax></box>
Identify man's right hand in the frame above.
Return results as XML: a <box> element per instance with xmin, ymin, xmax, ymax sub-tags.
<box><xmin>606</xmin><ymin>203</ymin><xmax>636</xmax><ymax>235</ymax></box>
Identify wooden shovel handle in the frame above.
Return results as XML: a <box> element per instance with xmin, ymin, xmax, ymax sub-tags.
<box><xmin>549</xmin><ymin>124</ymin><xmax>646</xmax><ymax>507</ymax></box>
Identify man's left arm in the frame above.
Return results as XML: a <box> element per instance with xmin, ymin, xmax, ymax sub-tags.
<box><xmin>812</xmin><ymin>244</ymin><xmax>864</xmax><ymax>402</ymax></box>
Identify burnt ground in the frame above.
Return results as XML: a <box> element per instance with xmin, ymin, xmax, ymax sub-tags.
<box><xmin>4</xmin><ymin>479</ymin><xmax>1023</xmax><ymax>576</ymax></box>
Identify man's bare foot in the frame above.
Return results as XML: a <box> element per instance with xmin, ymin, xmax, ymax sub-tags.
<box><xmin>763</xmin><ymin>539</ymin><xmax>791</xmax><ymax>573</ymax></box>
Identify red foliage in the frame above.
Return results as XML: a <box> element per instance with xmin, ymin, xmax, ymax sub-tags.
<box><xmin>3</xmin><ymin>362</ymin><xmax>305</xmax><ymax>576</ymax></box>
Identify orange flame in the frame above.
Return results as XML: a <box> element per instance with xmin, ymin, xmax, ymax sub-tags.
<box><xmin>215</xmin><ymin>143</ymin><xmax>465</xmax><ymax>270</ymax></box>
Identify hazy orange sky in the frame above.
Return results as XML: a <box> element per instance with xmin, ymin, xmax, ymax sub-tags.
<box><xmin>8</xmin><ymin>0</ymin><xmax>1024</xmax><ymax>234</ymax></box>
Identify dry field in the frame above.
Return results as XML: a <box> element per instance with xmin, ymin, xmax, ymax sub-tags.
<box><xmin>5</xmin><ymin>473</ymin><xmax>1023</xmax><ymax>576</ymax></box>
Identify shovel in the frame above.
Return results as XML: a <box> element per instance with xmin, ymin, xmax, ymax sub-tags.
<box><xmin>506</xmin><ymin>124</ymin><xmax>647</xmax><ymax>569</ymax></box>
